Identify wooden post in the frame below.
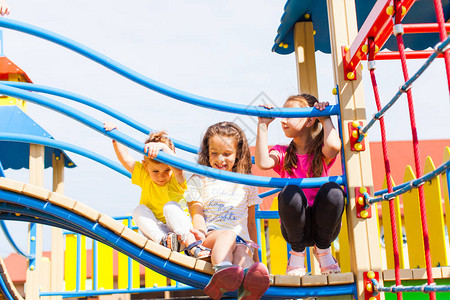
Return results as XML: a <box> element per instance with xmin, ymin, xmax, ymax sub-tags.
<box><xmin>26</xmin><ymin>144</ymin><xmax>45</xmax><ymax>300</ymax></box>
<box><xmin>294</xmin><ymin>21</ymin><xmax>319</xmax><ymax>97</ymax></box>
<box><xmin>293</xmin><ymin>21</ymin><xmax>321</xmax><ymax>275</ymax></box>
<box><xmin>325</xmin><ymin>1</ymin><xmax>383</xmax><ymax>299</ymax></box>
<box><xmin>50</xmin><ymin>153</ymin><xmax>65</xmax><ymax>300</ymax></box>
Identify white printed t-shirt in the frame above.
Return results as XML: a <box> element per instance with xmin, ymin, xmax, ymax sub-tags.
<box><xmin>185</xmin><ymin>174</ymin><xmax>262</xmax><ymax>241</ymax></box>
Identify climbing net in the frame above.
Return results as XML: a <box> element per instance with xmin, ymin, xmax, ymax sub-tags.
<box><xmin>352</xmin><ymin>1</ymin><xmax>450</xmax><ymax>300</ymax></box>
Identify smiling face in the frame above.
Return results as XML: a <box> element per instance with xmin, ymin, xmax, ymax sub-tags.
<box><xmin>144</xmin><ymin>159</ymin><xmax>172</xmax><ymax>186</ymax></box>
<box><xmin>208</xmin><ymin>134</ymin><xmax>237</xmax><ymax>172</ymax></box>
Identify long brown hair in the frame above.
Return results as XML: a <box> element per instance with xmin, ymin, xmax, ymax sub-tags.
<box><xmin>144</xmin><ymin>131</ymin><xmax>175</xmax><ymax>164</ymax></box>
<box><xmin>198</xmin><ymin>122</ymin><xmax>252</xmax><ymax>174</ymax></box>
<box><xmin>283</xmin><ymin>94</ymin><xmax>324</xmax><ymax>177</ymax></box>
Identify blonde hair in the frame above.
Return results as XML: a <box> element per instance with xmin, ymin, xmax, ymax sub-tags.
<box><xmin>283</xmin><ymin>94</ymin><xmax>324</xmax><ymax>177</ymax></box>
<box><xmin>198</xmin><ymin>122</ymin><xmax>252</xmax><ymax>174</ymax></box>
<box><xmin>143</xmin><ymin>131</ymin><xmax>175</xmax><ymax>164</ymax></box>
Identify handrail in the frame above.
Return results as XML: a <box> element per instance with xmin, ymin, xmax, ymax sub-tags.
<box><xmin>0</xmin><ymin>81</ymin><xmax>198</xmax><ymax>154</ymax></box>
<box><xmin>0</xmin><ymin>133</ymin><xmax>130</xmax><ymax>178</ymax></box>
<box><xmin>370</xmin><ymin>160</ymin><xmax>450</xmax><ymax>204</ymax></box>
<box><xmin>0</xmin><ymin>84</ymin><xmax>346</xmax><ymax>188</ymax></box>
<box><xmin>0</xmin><ymin>18</ymin><xmax>339</xmax><ymax>118</ymax></box>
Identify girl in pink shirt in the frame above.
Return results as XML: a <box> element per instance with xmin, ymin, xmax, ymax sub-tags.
<box><xmin>255</xmin><ymin>94</ymin><xmax>345</xmax><ymax>277</ymax></box>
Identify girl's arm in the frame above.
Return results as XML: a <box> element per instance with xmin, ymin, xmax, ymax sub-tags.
<box><xmin>188</xmin><ymin>201</ymin><xmax>207</xmax><ymax>241</ymax></box>
<box><xmin>104</xmin><ymin>122</ymin><xmax>135</xmax><ymax>173</ymax></box>
<box><xmin>247</xmin><ymin>205</ymin><xmax>259</xmax><ymax>262</ymax></box>
<box><xmin>315</xmin><ymin>102</ymin><xmax>341</xmax><ymax>164</ymax></box>
<box><xmin>255</xmin><ymin>109</ymin><xmax>279</xmax><ymax>170</ymax></box>
<box><xmin>144</xmin><ymin>142</ymin><xmax>185</xmax><ymax>184</ymax></box>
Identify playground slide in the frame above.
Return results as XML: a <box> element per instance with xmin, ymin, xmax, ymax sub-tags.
<box><xmin>0</xmin><ymin>256</ymin><xmax>23</xmax><ymax>300</ymax></box>
<box><xmin>0</xmin><ymin>177</ymin><xmax>356</xmax><ymax>299</ymax></box>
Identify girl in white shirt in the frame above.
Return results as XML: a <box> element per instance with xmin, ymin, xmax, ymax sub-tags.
<box><xmin>186</xmin><ymin>121</ymin><xmax>269</xmax><ymax>300</ymax></box>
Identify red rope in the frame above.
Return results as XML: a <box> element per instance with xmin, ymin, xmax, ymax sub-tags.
<box><xmin>394</xmin><ymin>1</ymin><xmax>435</xmax><ymax>300</ymax></box>
<box><xmin>368</xmin><ymin>38</ymin><xmax>402</xmax><ymax>300</ymax></box>
<box><xmin>432</xmin><ymin>0</ymin><xmax>450</xmax><ymax>94</ymax></box>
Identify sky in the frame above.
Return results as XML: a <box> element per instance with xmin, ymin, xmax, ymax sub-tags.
<box><xmin>1</xmin><ymin>0</ymin><xmax>449</xmax><ymax>257</ymax></box>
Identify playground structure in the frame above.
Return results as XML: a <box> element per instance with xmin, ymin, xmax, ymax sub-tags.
<box><xmin>0</xmin><ymin>0</ymin><xmax>449</xmax><ymax>300</ymax></box>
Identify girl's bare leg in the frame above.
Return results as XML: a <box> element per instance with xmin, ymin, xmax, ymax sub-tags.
<box><xmin>203</xmin><ymin>229</ymin><xmax>237</xmax><ymax>265</ymax></box>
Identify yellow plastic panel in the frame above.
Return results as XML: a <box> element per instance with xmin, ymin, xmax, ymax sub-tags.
<box><xmin>381</xmin><ymin>177</ymin><xmax>404</xmax><ymax>269</ymax></box>
<box><xmin>64</xmin><ymin>234</ymin><xmax>76</xmax><ymax>291</ymax></box>
<box><xmin>267</xmin><ymin>197</ymin><xmax>287</xmax><ymax>275</ymax></box>
<box><xmin>64</xmin><ymin>234</ymin><xmax>86</xmax><ymax>290</ymax></box>
<box><xmin>337</xmin><ymin>210</ymin><xmax>350</xmax><ymax>273</ymax></box>
<box><xmin>423</xmin><ymin>156</ymin><xmax>447</xmax><ymax>267</ymax></box>
<box><xmin>96</xmin><ymin>241</ymin><xmax>113</xmax><ymax>289</ymax></box>
<box><xmin>403</xmin><ymin>166</ymin><xmax>425</xmax><ymax>268</ymax></box>
<box><xmin>145</xmin><ymin>267</ymin><xmax>168</xmax><ymax>288</ymax></box>
<box><xmin>443</xmin><ymin>147</ymin><xmax>450</xmax><ymax>253</ymax></box>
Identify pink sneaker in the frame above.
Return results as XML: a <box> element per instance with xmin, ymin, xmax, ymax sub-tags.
<box><xmin>204</xmin><ymin>265</ymin><xmax>244</xmax><ymax>300</ymax></box>
<box><xmin>313</xmin><ymin>246</ymin><xmax>341</xmax><ymax>275</ymax></box>
<box><xmin>239</xmin><ymin>262</ymin><xmax>270</xmax><ymax>300</ymax></box>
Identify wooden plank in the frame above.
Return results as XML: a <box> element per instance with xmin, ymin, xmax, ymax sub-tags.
<box><xmin>72</xmin><ymin>202</ymin><xmax>100</xmax><ymax>222</ymax></box>
<box><xmin>168</xmin><ymin>251</ymin><xmax>196</xmax><ymax>269</ymax></box>
<box><xmin>121</xmin><ymin>227</ymin><xmax>147</xmax><ymax>248</ymax></box>
<box><xmin>326</xmin><ymin>1</ymin><xmax>383</xmax><ymax>299</ymax></box>
<box><xmin>23</xmin><ymin>184</ymin><xmax>50</xmax><ymax>200</ymax></box>
<box><xmin>301</xmin><ymin>274</ymin><xmax>328</xmax><ymax>286</ymax></box>
<box><xmin>51</xmin><ymin>153</ymin><xmax>64</xmax><ymax>300</ymax></box>
<box><xmin>194</xmin><ymin>260</ymin><xmax>214</xmax><ymax>275</ymax></box>
<box><xmin>48</xmin><ymin>193</ymin><xmax>76</xmax><ymax>210</ymax></box>
<box><xmin>441</xmin><ymin>266</ymin><xmax>450</xmax><ymax>278</ymax></box>
<box><xmin>26</xmin><ymin>144</ymin><xmax>44</xmax><ymax>300</ymax></box>
<box><xmin>412</xmin><ymin>268</ymin><xmax>442</xmax><ymax>280</ymax></box>
<box><xmin>380</xmin><ymin>177</ymin><xmax>404</xmax><ymax>269</ymax></box>
<box><xmin>144</xmin><ymin>240</ymin><xmax>171</xmax><ymax>260</ymax></box>
<box><xmin>98</xmin><ymin>214</ymin><xmax>126</xmax><ymax>235</ymax></box>
<box><xmin>293</xmin><ymin>21</ymin><xmax>318</xmax><ymax>97</ymax></box>
<box><xmin>402</xmin><ymin>166</ymin><xmax>425</xmax><ymax>268</ymax></box>
<box><xmin>0</xmin><ymin>177</ymin><xmax>25</xmax><ymax>193</ymax></box>
<box><xmin>423</xmin><ymin>156</ymin><xmax>448</xmax><ymax>267</ymax></box>
<box><xmin>273</xmin><ymin>275</ymin><xmax>300</xmax><ymax>287</ymax></box>
<box><xmin>327</xmin><ymin>272</ymin><xmax>354</xmax><ymax>285</ymax></box>
<box><xmin>382</xmin><ymin>269</ymin><xmax>413</xmax><ymax>281</ymax></box>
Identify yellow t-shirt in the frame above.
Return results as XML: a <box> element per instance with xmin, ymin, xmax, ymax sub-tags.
<box><xmin>131</xmin><ymin>161</ymin><xmax>187</xmax><ymax>223</ymax></box>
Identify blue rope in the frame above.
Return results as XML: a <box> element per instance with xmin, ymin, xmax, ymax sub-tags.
<box><xmin>0</xmin><ymin>84</ymin><xmax>345</xmax><ymax>188</ymax></box>
<box><xmin>372</xmin><ymin>278</ymin><xmax>450</xmax><ymax>293</ymax></box>
<box><xmin>369</xmin><ymin>160</ymin><xmax>450</xmax><ymax>204</ymax></box>
<box><xmin>0</xmin><ymin>18</ymin><xmax>339</xmax><ymax>118</ymax></box>
<box><xmin>358</xmin><ymin>36</ymin><xmax>450</xmax><ymax>142</ymax></box>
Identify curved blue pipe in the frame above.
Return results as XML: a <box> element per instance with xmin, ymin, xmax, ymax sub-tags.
<box><xmin>0</xmin><ymin>190</ymin><xmax>357</xmax><ymax>298</ymax></box>
<box><xmin>0</xmin><ymin>18</ymin><xmax>339</xmax><ymax>118</ymax></box>
<box><xmin>0</xmin><ymin>133</ymin><xmax>130</xmax><ymax>178</ymax></box>
<box><xmin>1</xmin><ymin>81</ymin><xmax>198</xmax><ymax>154</ymax></box>
<box><xmin>0</xmin><ymin>84</ymin><xmax>345</xmax><ymax>188</ymax></box>
<box><xmin>0</xmin><ymin>220</ymin><xmax>33</xmax><ymax>259</ymax></box>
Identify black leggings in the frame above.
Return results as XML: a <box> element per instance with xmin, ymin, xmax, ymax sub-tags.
<box><xmin>278</xmin><ymin>182</ymin><xmax>345</xmax><ymax>252</ymax></box>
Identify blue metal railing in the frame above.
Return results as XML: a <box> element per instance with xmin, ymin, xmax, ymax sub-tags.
<box><xmin>0</xmin><ymin>84</ymin><xmax>346</xmax><ymax>188</ymax></box>
<box><xmin>0</xmin><ymin>18</ymin><xmax>339</xmax><ymax>119</ymax></box>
